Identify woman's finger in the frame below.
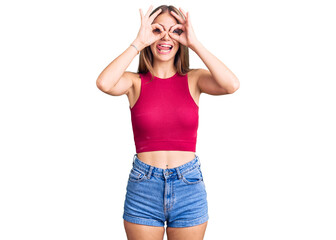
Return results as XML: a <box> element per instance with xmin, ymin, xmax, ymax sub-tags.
<box><xmin>170</xmin><ymin>24</ymin><xmax>184</xmax><ymax>32</ymax></box>
<box><xmin>170</xmin><ymin>10</ymin><xmax>185</xmax><ymax>24</ymax></box>
<box><xmin>145</xmin><ymin>5</ymin><xmax>154</xmax><ymax>18</ymax></box>
<box><xmin>186</xmin><ymin>11</ymin><xmax>192</xmax><ymax>25</ymax></box>
<box><xmin>139</xmin><ymin>8</ymin><xmax>143</xmax><ymax>19</ymax></box>
<box><xmin>151</xmin><ymin>23</ymin><xmax>164</xmax><ymax>32</ymax></box>
<box><xmin>179</xmin><ymin>7</ymin><xmax>187</xmax><ymax>19</ymax></box>
<box><xmin>149</xmin><ymin>8</ymin><xmax>162</xmax><ymax>23</ymax></box>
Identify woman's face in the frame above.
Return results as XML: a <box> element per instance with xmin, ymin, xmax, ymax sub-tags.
<box><xmin>150</xmin><ymin>12</ymin><xmax>180</xmax><ymax>61</ymax></box>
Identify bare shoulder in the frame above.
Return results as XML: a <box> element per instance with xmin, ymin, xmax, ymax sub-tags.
<box><xmin>186</xmin><ymin>68</ymin><xmax>199</xmax><ymax>82</ymax></box>
<box><xmin>187</xmin><ymin>68</ymin><xmax>202</xmax><ymax>92</ymax></box>
<box><xmin>188</xmin><ymin>68</ymin><xmax>232</xmax><ymax>95</ymax></box>
<box><xmin>125</xmin><ymin>71</ymin><xmax>141</xmax><ymax>96</ymax></box>
<box><xmin>124</xmin><ymin>71</ymin><xmax>140</xmax><ymax>88</ymax></box>
<box><xmin>187</xmin><ymin>68</ymin><xmax>199</xmax><ymax>77</ymax></box>
<box><xmin>187</xmin><ymin>68</ymin><xmax>209</xmax><ymax>79</ymax></box>
<box><xmin>124</xmin><ymin>71</ymin><xmax>140</xmax><ymax>80</ymax></box>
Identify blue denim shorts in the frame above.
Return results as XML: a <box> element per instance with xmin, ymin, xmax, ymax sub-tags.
<box><xmin>123</xmin><ymin>153</ymin><xmax>209</xmax><ymax>228</ymax></box>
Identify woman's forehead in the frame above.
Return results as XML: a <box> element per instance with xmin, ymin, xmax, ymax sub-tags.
<box><xmin>153</xmin><ymin>13</ymin><xmax>178</xmax><ymax>27</ymax></box>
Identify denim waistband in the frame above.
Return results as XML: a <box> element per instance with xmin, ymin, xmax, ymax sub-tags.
<box><xmin>132</xmin><ymin>153</ymin><xmax>201</xmax><ymax>180</ymax></box>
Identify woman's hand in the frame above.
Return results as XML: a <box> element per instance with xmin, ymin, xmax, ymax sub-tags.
<box><xmin>134</xmin><ymin>5</ymin><xmax>167</xmax><ymax>50</ymax></box>
<box><xmin>168</xmin><ymin>8</ymin><xmax>199</xmax><ymax>50</ymax></box>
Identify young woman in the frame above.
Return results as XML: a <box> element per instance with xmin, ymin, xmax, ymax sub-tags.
<box><xmin>96</xmin><ymin>5</ymin><xmax>239</xmax><ymax>240</ymax></box>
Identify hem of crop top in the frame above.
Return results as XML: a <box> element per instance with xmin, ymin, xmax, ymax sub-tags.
<box><xmin>135</xmin><ymin>140</ymin><xmax>196</xmax><ymax>153</ymax></box>
<box><xmin>136</xmin><ymin>141</ymin><xmax>196</xmax><ymax>153</ymax></box>
<box><xmin>136</xmin><ymin>149</ymin><xmax>197</xmax><ymax>154</ymax></box>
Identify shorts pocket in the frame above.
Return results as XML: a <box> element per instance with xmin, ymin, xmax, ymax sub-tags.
<box><xmin>182</xmin><ymin>166</ymin><xmax>203</xmax><ymax>185</ymax></box>
<box><xmin>128</xmin><ymin>167</ymin><xmax>148</xmax><ymax>183</ymax></box>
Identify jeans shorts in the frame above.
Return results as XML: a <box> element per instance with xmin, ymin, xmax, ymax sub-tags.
<box><xmin>123</xmin><ymin>153</ymin><xmax>209</xmax><ymax>228</ymax></box>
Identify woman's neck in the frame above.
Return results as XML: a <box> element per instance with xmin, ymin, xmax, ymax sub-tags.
<box><xmin>152</xmin><ymin>66</ymin><xmax>177</xmax><ymax>79</ymax></box>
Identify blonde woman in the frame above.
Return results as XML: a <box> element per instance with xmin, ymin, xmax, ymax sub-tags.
<box><xmin>96</xmin><ymin>4</ymin><xmax>239</xmax><ymax>240</ymax></box>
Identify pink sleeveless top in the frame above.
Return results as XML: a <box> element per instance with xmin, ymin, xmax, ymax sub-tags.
<box><xmin>130</xmin><ymin>71</ymin><xmax>199</xmax><ymax>153</ymax></box>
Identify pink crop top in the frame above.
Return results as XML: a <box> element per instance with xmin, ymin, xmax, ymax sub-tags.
<box><xmin>129</xmin><ymin>71</ymin><xmax>199</xmax><ymax>153</ymax></box>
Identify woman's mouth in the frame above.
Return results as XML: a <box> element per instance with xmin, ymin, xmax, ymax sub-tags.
<box><xmin>157</xmin><ymin>44</ymin><xmax>173</xmax><ymax>54</ymax></box>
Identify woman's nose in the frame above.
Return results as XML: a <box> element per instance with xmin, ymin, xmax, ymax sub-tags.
<box><xmin>161</xmin><ymin>31</ymin><xmax>171</xmax><ymax>40</ymax></box>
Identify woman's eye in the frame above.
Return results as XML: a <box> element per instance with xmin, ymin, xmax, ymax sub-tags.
<box><xmin>173</xmin><ymin>29</ymin><xmax>182</xmax><ymax>35</ymax></box>
<box><xmin>154</xmin><ymin>29</ymin><xmax>161</xmax><ymax>33</ymax></box>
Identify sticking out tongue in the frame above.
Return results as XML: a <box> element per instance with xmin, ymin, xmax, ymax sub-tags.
<box><xmin>158</xmin><ymin>45</ymin><xmax>171</xmax><ymax>50</ymax></box>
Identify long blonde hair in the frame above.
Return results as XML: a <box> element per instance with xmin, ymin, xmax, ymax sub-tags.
<box><xmin>137</xmin><ymin>5</ymin><xmax>191</xmax><ymax>82</ymax></box>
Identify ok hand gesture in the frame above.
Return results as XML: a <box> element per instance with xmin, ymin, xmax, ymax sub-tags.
<box><xmin>134</xmin><ymin>5</ymin><xmax>167</xmax><ymax>50</ymax></box>
<box><xmin>168</xmin><ymin>8</ymin><xmax>199</xmax><ymax>50</ymax></box>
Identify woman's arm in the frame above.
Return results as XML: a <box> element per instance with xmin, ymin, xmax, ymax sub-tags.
<box><xmin>190</xmin><ymin>41</ymin><xmax>240</xmax><ymax>95</ymax></box>
<box><xmin>96</xmin><ymin>39</ymin><xmax>143</xmax><ymax>94</ymax></box>
<box><xmin>169</xmin><ymin>8</ymin><xmax>240</xmax><ymax>95</ymax></box>
<box><xmin>96</xmin><ymin>5</ymin><xmax>165</xmax><ymax>95</ymax></box>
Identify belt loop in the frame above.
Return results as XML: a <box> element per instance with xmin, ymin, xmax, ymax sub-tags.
<box><xmin>175</xmin><ymin>167</ymin><xmax>183</xmax><ymax>180</ymax></box>
<box><xmin>196</xmin><ymin>154</ymin><xmax>201</xmax><ymax>167</ymax></box>
<box><xmin>147</xmin><ymin>166</ymin><xmax>154</xmax><ymax>179</ymax></box>
<box><xmin>132</xmin><ymin>153</ymin><xmax>137</xmax><ymax>166</ymax></box>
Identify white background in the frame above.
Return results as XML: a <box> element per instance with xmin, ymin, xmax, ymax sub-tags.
<box><xmin>1</xmin><ymin>0</ymin><xmax>335</xmax><ymax>239</ymax></box>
